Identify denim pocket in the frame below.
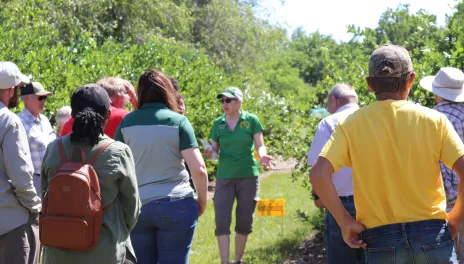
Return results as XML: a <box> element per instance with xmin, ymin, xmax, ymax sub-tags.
<box><xmin>367</xmin><ymin>247</ymin><xmax>395</xmax><ymax>264</ymax></box>
<box><xmin>422</xmin><ymin>240</ymin><xmax>453</xmax><ymax>264</ymax></box>
<box><xmin>156</xmin><ymin>198</ymin><xmax>188</xmax><ymax>224</ymax></box>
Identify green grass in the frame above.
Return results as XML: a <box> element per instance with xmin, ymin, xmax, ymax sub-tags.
<box><xmin>190</xmin><ymin>172</ymin><xmax>318</xmax><ymax>264</ymax></box>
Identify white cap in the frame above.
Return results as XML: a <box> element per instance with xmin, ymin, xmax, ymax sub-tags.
<box><xmin>0</xmin><ymin>62</ymin><xmax>30</xmax><ymax>89</ymax></box>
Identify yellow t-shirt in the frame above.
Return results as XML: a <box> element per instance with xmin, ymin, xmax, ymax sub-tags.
<box><xmin>320</xmin><ymin>100</ymin><xmax>464</xmax><ymax>229</ymax></box>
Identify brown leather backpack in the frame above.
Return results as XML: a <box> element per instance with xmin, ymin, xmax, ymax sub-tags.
<box><xmin>39</xmin><ymin>138</ymin><xmax>114</xmax><ymax>250</ymax></box>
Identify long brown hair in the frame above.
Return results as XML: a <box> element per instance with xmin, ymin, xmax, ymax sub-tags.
<box><xmin>137</xmin><ymin>69</ymin><xmax>180</xmax><ymax>113</ymax></box>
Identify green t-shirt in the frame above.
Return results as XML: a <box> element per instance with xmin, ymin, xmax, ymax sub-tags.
<box><xmin>209</xmin><ymin>111</ymin><xmax>263</xmax><ymax>178</ymax></box>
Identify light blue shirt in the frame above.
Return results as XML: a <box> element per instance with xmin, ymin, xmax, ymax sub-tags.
<box><xmin>307</xmin><ymin>103</ymin><xmax>359</xmax><ymax>197</ymax></box>
<box><xmin>18</xmin><ymin>109</ymin><xmax>57</xmax><ymax>193</ymax></box>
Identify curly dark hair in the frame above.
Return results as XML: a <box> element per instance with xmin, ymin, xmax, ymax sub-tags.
<box><xmin>70</xmin><ymin>107</ymin><xmax>105</xmax><ymax>145</ymax></box>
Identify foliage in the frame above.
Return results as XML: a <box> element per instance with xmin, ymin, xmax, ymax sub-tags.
<box><xmin>291</xmin><ymin>2</ymin><xmax>464</xmax><ymax>187</ymax></box>
<box><xmin>0</xmin><ymin>1</ymin><xmax>310</xmax><ymax>179</ymax></box>
<box><xmin>3</xmin><ymin>0</ymin><xmax>464</xmax><ymax>183</ymax></box>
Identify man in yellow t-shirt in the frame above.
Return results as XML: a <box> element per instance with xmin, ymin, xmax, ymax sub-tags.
<box><xmin>310</xmin><ymin>44</ymin><xmax>464</xmax><ymax>263</ymax></box>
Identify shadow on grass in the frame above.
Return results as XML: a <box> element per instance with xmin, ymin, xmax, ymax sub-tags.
<box><xmin>243</xmin><ymin>229</ymin><xmax>307</xmax><ymax>264</ymax></box>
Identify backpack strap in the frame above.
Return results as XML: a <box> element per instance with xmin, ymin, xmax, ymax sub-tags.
<box><xmin>69</xmin><ymin>146</ymin><xmax>87</xmax><ymax>162</ymax></box>
<box><xmin>58</xmin><ymin>138</ymin><xmax>66</xmax><ymax>162</ymax></box>
<box><xmin>89</xmin><ymin>139</ymin><xmax>114</xmax><ymax>165</ymax></box>
<box><xmin>58</xmin><ymin>138</ymin><xmax>86</xmax><ymax>162</ymax></box>
<box><xmin>103</xmin><ymin>199</ymin><xmax>115</xmax><ymax>213</ymax></box>
<box><xmin>90</xmin><ymin>139</ymin><xmax>116</xmax><ymax>213</ymax></box>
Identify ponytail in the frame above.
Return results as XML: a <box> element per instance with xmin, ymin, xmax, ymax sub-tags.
<box><xmin>70</xmin><ymin>107</ymin><xmax>105</xmax><ymax>145</ymax></box>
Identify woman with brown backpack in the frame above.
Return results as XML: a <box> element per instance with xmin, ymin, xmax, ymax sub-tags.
<box><xmin>39</xmin><ymin>84</ymin><xmax>141</xmax><ymax>264</ymax></box>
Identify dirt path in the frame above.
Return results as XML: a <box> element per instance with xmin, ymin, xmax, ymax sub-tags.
<box><xmin>283</xmin><ymin>232</ymin><xmax>327</xmax><ymax>264</ymax></box>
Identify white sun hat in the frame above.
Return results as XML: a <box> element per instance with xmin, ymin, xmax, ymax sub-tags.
<box><xmin>419</xmin><ymin>67</ymin><xmax>464</xmax><ymax>102</ymax></box>
<box><xmin>0</xmin><ymin>62</ymin><xmax>30</xmax><ymax>89</ymax></box>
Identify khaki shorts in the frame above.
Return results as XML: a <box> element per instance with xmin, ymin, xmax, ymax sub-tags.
<box><xmin>213</xmin><ymin>177</ymin><xmax>260</xmax><ymax>236</ymax></box>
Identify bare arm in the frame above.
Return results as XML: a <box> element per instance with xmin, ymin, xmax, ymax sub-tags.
<box><xmin>449</xmin><ymin>155</ymin><xmax>464</xmax><ymax>238</ymax></box>
<box><xmin>310</xmin><ymin>157</ymin><xmax>366</xmax><ymax>248</ymax></box>
<box><xmin>182</xmin><ymin>148</ymin><xmax>208</xmax><ymax>216</ymax></box>
<box><xmin>253</xmin><ymin>132</ymin><xmax>273</xmax><ymax>168</ymax></box>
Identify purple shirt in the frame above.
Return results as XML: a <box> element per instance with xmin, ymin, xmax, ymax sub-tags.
<box><xmin>307</xmin><ymin>103</ymin><xmax>359</xmax><ymax>196</ymax></box>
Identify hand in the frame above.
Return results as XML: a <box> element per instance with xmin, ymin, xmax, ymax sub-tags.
<box><xmin>124</xmin><ymin>82</ymin><xmax>138</xmax><ymax>109</ymax></box>
<box><xmin>260</xmin><ymin>155</ymin><xmax>273</xmax><ymax>168</ymax></box>
<box><xmin>341</xmin><ymin>218</ymin><xmax>367</xmax><ymax>248</ymax></box>
<box><xmin>314</xmin><ymin>199</ymin><xmax>325</xmax><ymax>209</ymax></box>
<box><xmin>204</xmin><ymin>148</ymin><xmax>214</xmax><ymax>159</ymax></box>
<box><xmin>197</xmin><ymin>199</ymin><xmax>207</xmax><ymax>217</ymax></box>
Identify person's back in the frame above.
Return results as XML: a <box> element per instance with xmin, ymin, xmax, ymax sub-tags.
<box><xmin>115</xmin><ymin>70</ymin><xmax>208</xmax><ymax>264</ymax></box>
<box><xmin>41</xmin><ymin>84</ymin><xmax>140</xmax><ymax>264</ymax></box>
<box><xmin>115</xmin><ymin>105</ymin><xmax>194</xmax><ymax>203</ymax></box>
<box><xmin>307</xmin><ymin>84</ymin><xmax>360</xmax><ymax>264</ymax></box>
<box><xmin>331</xmin><ymin>100</ymin><xmax>452</xmax><ymax>228</ymax></box>
<box><xmin>41</xmin><ymin>135</ymin><xmax>140</xmax><ymax>263</ymax></box>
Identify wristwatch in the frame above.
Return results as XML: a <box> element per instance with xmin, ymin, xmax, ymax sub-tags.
<box><xmin>311</xmin><ymin>193</ymin><xmax>320</xmax><ymax>200</ymax></box>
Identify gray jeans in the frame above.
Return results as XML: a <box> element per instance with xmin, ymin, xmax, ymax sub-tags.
<box><xmin>213</xmin><ymin>177</ymin><xmax>260</xmax><ymax>236</ymax></box>
<box><xmin>0</xmin><ymin>213</ymin><xmax>40</xmax><ymax>264</ymax></box>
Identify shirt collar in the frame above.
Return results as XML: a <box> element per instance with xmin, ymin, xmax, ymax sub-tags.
<box><xmin>20</xmin><ymin>108</ymin><xmax>41</xmax><ymax>123</ymax></box>
<box><xmin>220</xmin><ymin>111</ymin><xmax>246</xmax><ymax>123</ymax></box>
<box><xmin>140</xmin><ymin>103</ymin><xmax>169</xmax><ymax>109</ymax></box>
<box><xmin>436</xmin><ymin>101</ymin><xmax>460</xmax><ymax>107</ymax></box>
<box><xmin>335</xmin><ymin>103</ymin><xmax>359</xmax><ymax>114</ymax></box>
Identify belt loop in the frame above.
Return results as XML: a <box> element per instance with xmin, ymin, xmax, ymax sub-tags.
<box><xmin>401</xmin><ymin>223</ymin><xmax>407</xmax><ymax>238</ymax></box>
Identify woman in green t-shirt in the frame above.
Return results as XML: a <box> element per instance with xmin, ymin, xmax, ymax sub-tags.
<box><xmin>205</xmin><ymin>87</ymin><xmax>272</xmax><ymax>264</ymax></box>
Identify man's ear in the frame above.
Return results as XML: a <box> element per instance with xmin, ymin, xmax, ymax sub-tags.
<box><xmin>406</xmin><ymin>72</ymin><xmax>416</xmax><ymax>89</ymax></box>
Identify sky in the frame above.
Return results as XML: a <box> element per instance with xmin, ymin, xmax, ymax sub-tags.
<box><xmin>259</xmin><ymin>0</ymin><xmax>458</xmax><ymax>42</ymax></box>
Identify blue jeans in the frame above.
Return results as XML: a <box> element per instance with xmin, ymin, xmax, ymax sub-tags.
<box><xmin>359</xmin><ymin>219</ymin><xmax>453</xmax><ymax>264</ymax></box>
<box><xmin>130</xmin><ymin>196</ymin><xmax>198</xmax><ymax>264</ymax></box>
<box><xmin>324</xmin><ymin>196</ymin><xmax>360</xmax><ymax>264</ymax></box>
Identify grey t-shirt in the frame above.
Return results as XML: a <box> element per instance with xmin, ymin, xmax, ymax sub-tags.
<box><xmin>114</xmin><ymin>103</ymin><xmax>198</xmax><ymax>204</ymax></box>
<box><xmin>0</xmin><ymin>102</ymin><xmax>41</xmax><ymax>235</ymax></box>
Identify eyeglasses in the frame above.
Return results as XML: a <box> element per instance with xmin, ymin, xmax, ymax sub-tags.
<box><xmin>38</xmin><ymin>96</ymin><xmax>47</xmax><ymax>101</ymax></box>
<box><xmin>219</xmin><ymin>98</ymin><xmax>236</xmax><ymax>104</ymax></box>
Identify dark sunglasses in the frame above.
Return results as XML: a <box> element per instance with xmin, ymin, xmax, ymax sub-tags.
<box><xmin>219</xmin><ymin>98</ymin><xmax>236</xmax><ymax>104</ymax></box>
<box><xmin>38</xmin><ymin>96</ymin><xmax>47</xmax><ymax>101</ymax></box>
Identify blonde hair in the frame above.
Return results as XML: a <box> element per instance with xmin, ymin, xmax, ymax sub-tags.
<box><xmin>96</xmin><ymin>77</ymin><xmax>128</xmax><ymax>98</ymax></box>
